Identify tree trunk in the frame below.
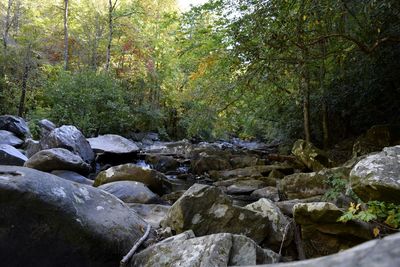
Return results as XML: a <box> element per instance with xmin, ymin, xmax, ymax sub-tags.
<box><xmin>303</xmin><ymin>79</ymin><xmax>311</xmax><ymax>143</ymax></box>
<box><xmin>2</xmin><ymin>0</ymin><xmax>13</xmax><ymax>78</ymax></box>
<box><xmin>63</xmin><ymin>0</ymin><xmax>69</xmax><ymax>70</ymax></box>
<box><xmin>106</xmin><ymin>0</ymin><xmax>117</xmax><ymax>71</ymax></box>
<box><xmin>322</xmin><ymin>101</ymin><xmax>329</xmax><ymax>148</ymax></box>
<box><xmin>18</xmin><ymin>45</ymin><xmax>31</xmax><ymax>117</ymax></box>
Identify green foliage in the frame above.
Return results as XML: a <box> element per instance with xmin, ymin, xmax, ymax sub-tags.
<box><xmin>322</xmin><ymin>172</ymin><xmax>348</xmax><ymax>201</ymax></box>
<box><xmin>339</xmin><ymin>201</ymin><xmax>400</xmax><ymax>229</ymax></box>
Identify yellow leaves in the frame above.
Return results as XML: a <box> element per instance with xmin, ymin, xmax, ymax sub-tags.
<box><xmin>373</xmin><ymin>227</ymin><xmax>380</xmax><ymax>237</ymax></box>
<box><xmin>189</xmin><ymin>54</ymin><xmax>217</xmax><ymax>81</ymax></box>
<box><xmin>303</xmin><ymin>15</ymin><xmax>307</xmax><ymax>21</ymax></box>
<box><xmin>349</xmin><ymin>202</ymin><xmax>361</xmax><ymax>214</ymax></box>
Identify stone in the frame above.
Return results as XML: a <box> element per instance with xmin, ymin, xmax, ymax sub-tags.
<box><xmin>275</xmin><ymin>196</ymin><xmax>323</xmax><ymax>217</ymax></box>
<box><xmin>0</xmin><ymin>166</ymin><xmax>152</xmax><ymax>267</ymax></box>
<box><xmin>24</xmin><ymin>148</ymin><xmax>91</xmax><ymax>174</ymax></box>
<box><xmin>247</xmin><ymin>232</ymin><xmax>400</xmax><ymax>267</ymax></box>
<box><xmin>191</xmin><ymin>155</ymin><xmax>231</xmax><ymax>174</ymax></box>
<box><xmin>98</xmin><ymin>181</ymin><xmax>164</xmax><ymax>204</ymax></box>
<box><xmin>51</xmin><ymin>170</ymin><xmax>93</xmax><ymax>185</ymax></box>
<box><xmin>87</xmin><ymin>134</ymin><xmax>139</xmax><ymax>154</ymax></box>
<box><xmin>292</xmin><ymin>139</ymin><xmax>334</xmax><ymax>171</ymax></box>
<box><xmin>210</xmin><ymin>164</ymin><xmax>293</xmax><ymax>180</ymax></box>
<box><xmin>128</xmin><ymin>203</ymin><xmax>170</xmax><ymax>228</ymax></box>
<box><xmin>0</xmin><ymin>130</ymin><xmax>24</xmax><ymax>147</ymax></box>
<box><xmin>293</xmin><ymin>202</ymin><xmax>372</xmax><ymax>258</ymax></box>
<box><xmin>245</xmin><ymin>198</ymin><xmax>293</xmax><ymax>249</ymax></box>
<box><xmin>40</xmin><ymin>125</ymin><xmax>94</xmax><ymax>163</ymax></box>
<box><xmin>226</xmin><ymin>179</ymin><xmax>269</xmax><ymax>195</ymax></box>
<box><xmin>24</xmin><ymin>138</ymin><xmax>41</xmax><ymax>158</ymax></box>
<box><xmin>94</xmin><ymin>163</ymin><xmax>168</xmax><ymax>194</ymax></box>
<box><xmin>162</xmin><ymin>184</ymin><xmax>270</xmax><ymax>244</ymax></box>
<box><xmin>350</xmin><ymin>145</ymin><xmax>400</xmax><ymax>204</ymax></box>
<box><xmin>230</xmin><ymin>155</ymin><xmax>262</xmax><ymax>169</ymax></box>
<box><xmin>130</xmin><ymin>233</ymin><xmax>279</xmax><ymax>267</ymax></box>
<box><xmin>0</xmin><ymin>144</ymin><xmax>28</xmax><ymax>166</ymax></box>
<box><xmin>251</xmin><ymin>187</ymin><xmax>280</xmax><ymax>202</ymax></box>
<box><xmin>278</xmin><ymin>167</ymin><xmax>348</xmax><ymax>200</ymax></box>
<box><xmin>38</xmin><ymin>119</ymin><xmax>56</xmax><ymax>138</ymax></box>
<box><xmin>145</xmin><ymin>154</ymin><xmax>179</xmax><ymax>173</ymax></box>
<box><xmin>0</xmin><ymin>115</ymin><xmax>31</xmax><ymax>139</ymax></box>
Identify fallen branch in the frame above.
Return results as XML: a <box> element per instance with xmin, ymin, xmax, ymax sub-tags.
<box><xmin>120</xmin><ymin>224</ymin><xmax>151</xmax><ymax>267</ymax></box>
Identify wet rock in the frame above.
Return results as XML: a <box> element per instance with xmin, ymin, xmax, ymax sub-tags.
<box><xmin>145</xmin><ymin>154</ymin><xmax>179</xmax><ymax>173</ymax></box>
<box><xmin>251</xmin><ymin>187</ymin><xmax>280</xmax><ymax>202</ymax></box>
<box><xmin>245</xmin><ymin>198</ymin><xmax>293</xmax><ymax>249</ymax></box>
<box><xmin>87</xmin><ymin>134</ymin><xmax>139</xmax><ymax>154</ymax></box>
<box><xmin>0</xmin><ymin>130</ymin><xmax>23</xmax><ymax>147</ymax></box>
<box><xmin>94</xmin><ymin>163</ymin><xmax>168</xmax><ymax>194</ymax></box>
<box><xmin>128</xmin><ymin>203</ymin><xmax>170</xmax><ymax>228</ymax></box>
<box><xmin>293</xmin><ymin>202</ymin><xmax>372</xmax><ymax>258</ymax></box>
<box><xmin>130</xmin><ymin>233</ymin><xmax>279</xmax><ymax>267</ymax></box>
<box><xmin>98</xmin><ymin>181</ymin><xmax>164</xmax><ymax>204</ymax></box>
<box><xmin>0</xmin><ymin>166</ymin><xmax>152</xmax><ymax>267</ymax></box>
<box><xmin>292</xmin><ymin>139</ymin><xmax>334</xmax><ymax>171</ymax></box>
<box><xmin>162</xmin><ymin>184</ymin><xmax>270</xmax><ymax>244</ymax></box>
<box><xmin>40</xmin><ymin>125</ymin><xmax>94</xmax><ymax>163</ymax></box>
<box><xmin>247</xmin><ymin>232</ymin><xmax>400</xmax><ymax>267</ymax></box>
<box><xmin>24</xmin><ymin>148</ymin><xmax>91</xmax><ymax>174</ymax></box>
<box><xmin>51</xmin><ymin>170</ymin><xmax>93</xmax><ymax>185</ymax></box>
<box><xmin>0</xmin><ymin>115</ymin><xmax>31</xmax><ymax>139</ymax></box>
<box><xmin>350</xmin><ymin>145</ymin><xmax>400</xmax><ymax>204</ymax></box>
<box><xmin>0</xmin><ymin>144</ymin><xmax>28</xmax><ymax>166</ymax></box>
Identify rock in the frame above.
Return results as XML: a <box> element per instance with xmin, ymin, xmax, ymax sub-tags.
<box><xmin>293</xmin><ymin>202</ymin><xmax>372</xmax><ymax>258</ymax></box>
<box><xmin>40</xmin><ymin>125</ymin><xmax>94</xmax><ymax>163</ymax></box>
<box><xmin>38</xmin><ymin>119</ymin><xmax>56</xmax><ymax>138</ymax></box>
<box><xmin>268</xmin><ymin>169</ymin><xmax>285</xmax><ymax>179</ymax></box>
<box><xmin>210</xmin><ymin>164</ymin><xmax>293</xmax><ymax>180</ymax></box>
<box><xmin>247</xmin><ymin>232</ymin><xmax>400</xmax><ymax>267</ymax></box>
<box><xmin>0</xmin><ymin>144</ymin><xmax>28</xmax><ymax>165</ymax></box>
<box><xmin>0</xmin><ymin>130</ymin><xmax>24</xmax><ymax>147</ymax></box>
<box><xmin>191</xmin><ymin>155</ymin><xmax>231</xmax><ymax>174</ymax></box>
<box><xmin>245</xmin><ymin>198</ymin><xmax>293</xmax><ymax>249</ymax></box>
<box><xmin>87</xmin><ymin>134</ymin><xmax>139</xmax><ymax>154</ymax></box>
<box><xmin>0</xmin><ymin>115</ymin><xmax>31</xmax><ymax>139</ymax></box>
<box><xmin>278</xmin><ymin>167</ymin><xmax>349</xmax><ymax>200</ymax></box>
<box><xmin>350</xmin><ymin>145</ymin><xmax>400</xmax><ymax>204</ymax></box>
<box><xmin>128</xmin><ymin>203</ymin><xmax>170</xmax><ymax>228</ymax></box>
<box><xmin>24</xmin><ymin>148</ymin><xmax>91</xmax><ymax>174</ymax></box>
<box><xmin>226</xmin><ymin>179</ymin><xmax>270</xmax><ymax>195</ymax></box>
<box><xmin>0</xmin><ymin>166</ymin><xmax>152</xmax><ymax>267</ymax></box>
<box><xmin>162</xmin><ymin>184</ymin><xmax>270</xmax><ymax>244</ymax></box>
<box><xmin>51</xmin><ymin>170</ymin><xmax>93</xmax><ymax>185</ymax></box>
<box><xmin>161</xmin><ymin>190</ymin><xmax>185</xmax><ymax>204</ymax></box>
<box><xmin>98</xmin><ymin>181</ymin><xmax>164</xmax><ymax>204</ymax></box>
<box><xmin>145</xmin><ymin>154</ymin><xmax>179</xmax><ymax>173</ymax></box>
<box><xmin>230</xmin><ymin>155</ymin><xmax>263</xmax><ymax>169</ymax></box>
<box><xmin>24</xmin><ymin>138</ymin><xmax>41</xmax><ymax>158</ymax></box>
<box><xmin>130</xmin><ymin>233</ymin><xmax>279</xmax><ymax>267</ymax></box>
<box><xmin>158</xmin><ymin>230</ymin><xmax>195</xmax><ymax>244</ymax></box>
<box><xmin>292</xmin><ymin>139</ymin><xmax>334</xmax><ymax>171</ymax></box>
<box><xmin>275</xmin><ymin>196</ymin><xmax>323</xmax><ymax>217</ymax></box>
<box><xmin>251</xmin><ymin>187</ymin><xmax>280</xmax><ymax>202</ymax></box>
<box><xmin>94</xmin><ymin>163</ymin><xmax>168</xmax><ymax>194</ymax></box>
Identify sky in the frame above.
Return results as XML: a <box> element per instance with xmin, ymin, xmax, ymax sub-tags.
<box><xmin>177</xmin><ymin>0</ymin><xmax>209</xmax><ymax>11</ymax></box>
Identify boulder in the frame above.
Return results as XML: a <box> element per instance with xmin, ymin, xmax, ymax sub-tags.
<box><xmin>245</xmin><ymin>198</ymin><xmax>293</xmax><ymax>249</ymax></box>
<box><xmin>162</xmin><ymin>184</ymin><xmax>270</xmax><ymax>244</ymax></box>
<box><xmin>191</xmin><ymin>155</ymin><xmax>231</xmax><ymax>174</ymax></box>
<box><xmin>210</xmin><ymin>164</ymin><xmax>293</xmax><ymax>180</ymax></box>
<box><xmin>87</xmin><ymin>134</ymin><xmax>139</xmax><ymax>154</ymax></box>
<box><xmin>247</xmin><ymin>232</ymin><xmax>400</xmax><ymax>267</ymax></box>
<box><xmin>130</xmin><ymin>233</ymin><xmax>279</xmax><ymax>267</ymax></box>
<box><xmin>0</xmin><ymin>144</ymin><xmax>28</xmax><ymax>166</ymax></box>
<box><xmin>350</xmin><ymin>145</ymin><xmax>400</xmax><ymax>204</ymax></box>
<box><xmin>292</xmin><ymin>139</ymin><xmax>334</xmax><ymax>171</ymax></box>
<box><xmin>230</xmin><ymin>155</ymin><xmax>263</xmax><ymax>169</ymax></box>
<box><xmin>293</xmin><ymin>202</ymin><xmax>372</xmax><ymax>258</ymax></box>
<box><xmin>0</xmin><ymin>130</ymin><xmax>24</xmax><ymax>147</ymax></box>
<box><xmin>51</xmin><ymin>170</ymin><xmax>93</xmax><ymax>185</ymax></box>
<box><xmin>94</xmin><ymin>163</ymin><xmax>168</xmax><ymax>194</ymax></box>
<box><xmin>145</xmin><ymin>154</ymin><xmax>179</xmax><ymax>173</ymax></box>
<box><xmin>38</xmin><ymin>119</ymin><xmax>56</xmax><ymax>138</ymax></box>
<box><xmin>0</xmin><ymin>115</ymin><xmax>31</xmax><ymax>139</ymax></box>
<box><xmin>24</xmin><ymin>138</ymin><xmax>41</xmax><ymax>158</ymax></box>
<box><xmin>24</xmin><ymin>148</ymin><xmax>91</xmax><ymax>174</ymax></box>
<box><xmin>40</xmin><ymin>125</ymin><xmax>94</xmax><ymax>163</ymax></box>
<box><xmin>225</xmin><ymin>179</ymin><xmax>270</xmax><ymax>195</ymax></box>
<box><xmin>278</xmin><ymin>167</ymin><xmax>348</xmax><ymax>200</ymax></box>
<box><xmin>128</xmin><ymin>203</ymin><xmax>170</xmax><ymax>228</ymax></box>
<box><xmin>251</xmin><ymin>187</ymin><xmax>280</xmax><ymax>202</ymax></box>
<box><xmin>98</xmin><ymin>181</ymin><xmax>164</xmax><ymax>204</ymax></box>
<box><xmin>0</xmin><ymin>166</ymin><xmax>152</xmax><ymax>267</ymax></box>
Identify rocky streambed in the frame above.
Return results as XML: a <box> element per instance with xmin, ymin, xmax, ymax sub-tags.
<box><xmin>1</xmin><ymin>115</ymin><xmax>400</xmax><ymax>267</ymax></box>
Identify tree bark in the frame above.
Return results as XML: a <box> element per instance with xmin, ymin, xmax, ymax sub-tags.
<box><xmin>303</xmin><ymin>76</ymin><xmax>311</xmax><ymax>143</ymax></box>
<box><xmin>63</xmin><ymin>0</ymin><xmax>69</xmax><ymax>70</ymax></box>
<box><xmin>105</xmin><ymin>0</ymin><xmax>117</xmax><ymax>71</ymax></box>
<box><xmin>2</xmin><ymin>0</ymin><xmax>13</xmax><ymax>78</ymax></box>
<box><xmin>18</xmin><ymin>45</ymin><xmax>31</xmax><ymax>117</ymax></box>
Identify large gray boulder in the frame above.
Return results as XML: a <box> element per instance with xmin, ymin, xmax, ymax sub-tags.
<box><xmin>0</xmin><ymin>166</ymin><xmax>152</xmax><ymax>267</ymax></box>
<box><xmin>0</xmin><ymin>144</ymin><xmax>28</xmax><ymax>166</ymax></box>
<box><xmin>0</xmin><ymin>130</ymin><xmax>24</xmax><ymax>147</ymax></box>
<box><xmin>51</xmin><ymin>170</ymin><xmax>93</xmax><ymax>185</ymax></box>
<box><xmin>40</xmin><ymin>125</ymin><xmax>94</xmax><ymax>163</ymax></box>
<box><xmin>0</xmin><ymin>115</ymin><xmax>31</xmax><ymax>139</ymax></box>
<box><xmin>247</xmin><ymin>232</ymin><xmax>400</xmax><ymax>267</ymax></box>
<box><xmin>162</xmin><ymin>184</ymin><xmax>270</xmax><ymax>244</ymax></box>
<box><xmin>130</xmin><ymin>233</ymin><xmax>279</xmax><ymax>267</ymax></box>
<box><xmin>98</xmin><ymin>181</ymin><xmax>164</xmax><ymax>204</ymax></box>
<box><xmin>87</xmin><ymin>134</ymin><xmax>139</xmax><ymax>154</ymax></box>
<box><xmin>350</xmin><ymin>145</ymin><xmax>400</xmax><ymax>204</ymax></box>
<box><xmin>128</xmin><ymin>203</ymin><xmax>170</xmax><ymax>228</ymax></box>
<box><xmin>38</xmin><ymin>119</ymin><xmax>56</xmax><ymax>138</ymax></box>
<box><xmin>24</xmin><ymin>148</ymin><xmax>91</xmax><ymax>174</ymax></box>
